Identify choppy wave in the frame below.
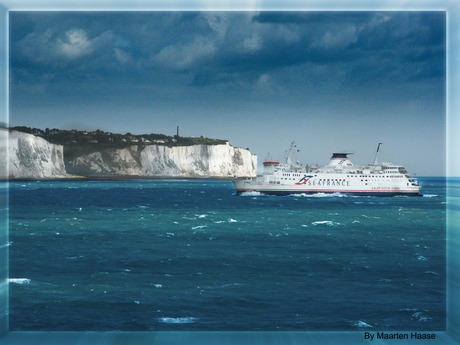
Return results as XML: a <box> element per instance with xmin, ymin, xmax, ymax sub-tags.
<box><xmin>312</xmin><ymin>221</ymin><xmax>333</xmax><ymax>226</ymax></box>
<box><xmin>290</xmin><ymin>192</ymin><xmax>348</xmax><ymax>198</ymax></box>
<box><xmin>311</xmin><ymin>220</ymin><xmax>341</xmax><ymax>226</ymax></box>
<box><xmin>221</xmin><ymin>283</ymin><xmax>244</xmax><ymax>288</ymax></box>
<box><xmin>411</xmin><ymin>312</ymin><xmax>432</xmax><ymax>322</ymax></box>
<box><xmin>239</xmin><ymin>191</ymin><xmax>264</xmax><ymax>196</ymax></box>
<box><xmin>192</xmin><ymin>225</ymin><xmax>208</xmax><ymax>230</ymax></box>
<box><xmin>352</xmin><ymin>320</ymin><xmax>373</xmax><ymax>328</ymax></box>
<box><xmin>159</xmin><ymin>317</ymin><xmax>198</xmax><ymax>324</ymax></box>
<box><xmin>425</xmin><ymin>271</ymin><xmax>438</xmax><ymax>275</ymax></box>
<box><xmin>9</xmin><ymin>278</ymin><xmax>31</xmax><ymax>284</ymax></box>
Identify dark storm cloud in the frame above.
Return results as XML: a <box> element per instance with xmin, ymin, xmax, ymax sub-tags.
<box><xmin>10</xmin><ymin>12</ymin><xmax>210</xmax><ymax>81</ymax></box>
<box><xmin>252</xmin><ymin>11</ymin><xmax>377</xmax><ymax>28</ymax></box>
<box><xmin>9</xmin><ymin>10</ymin><xmax>445</xmax><ymax>112</ymax></box>
<box><xmin>10</xmin><ymin>11</ymin><xmax>445</xmax><ymax>90</ymax></box>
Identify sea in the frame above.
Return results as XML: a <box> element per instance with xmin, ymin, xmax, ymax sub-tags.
<box><xmin>7</xmin><ymin>177</ymin><xmax>446</xmax><ymax>331</ymax></box>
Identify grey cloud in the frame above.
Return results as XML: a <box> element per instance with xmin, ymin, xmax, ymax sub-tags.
<box><xmin>9</xmin><ymin>11</ymin><xmax>445</xmax><ymax>94</ymax></box>
<box><xmin>13</xmin><ymin>26</ymin><xmax>115</xmax><ymax>65</ymax></box>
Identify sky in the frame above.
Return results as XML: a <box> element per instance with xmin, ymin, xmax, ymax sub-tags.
<box><xmin>8</xmin><ymin>11</ymin><xmax>446</xmax><ymax>176</ymax></box>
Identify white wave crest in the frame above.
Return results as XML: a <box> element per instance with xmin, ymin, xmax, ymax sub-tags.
<box><xmin>293</xmin><ymin>192</ymin><xmax>348</xmax><ymax>198</ymax></box>
<box><xmin>240</xmin><ymin>191</ymin><xmax>263</xmax><ymax>196</ymax></box>
<box><xmin>159</xmin><ymin>317</ymin><xmax>198</xmax><ymax>324</ymax></box>
<box><xmin>423</xmin><ymin>194</ymin><xmax>437</xmax><ymax>198</ymax></box>
<box><xmin>9</xmin><ymin>278</ymin><xmax>31</xmax><ymax>284</ymax></box>
<box><xmin>353</xmin><ymin>320</ymin><xmax>372</xmax><ymax>328</ymax></box>
<box><xmin>312</xmin><ymin>221</ymin><xmax>339</xmax><ymax>226</ymax></box>
<box><xmin>411</xmin><ymin>312</ymin><xmax>431</xmax><ymax>321</ymax></box>
<box><xmin>221</xmin><ymin>283</ymin><xmax>244</xmax><ymax>288</ymax></box>
<box><xmin>192</xmin><ymin>225</ymin><xmax>207</xmax><ymax>230</ymax></box>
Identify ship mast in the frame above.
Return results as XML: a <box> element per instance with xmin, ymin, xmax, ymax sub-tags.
<box><xmin>286</xmin><ymin>141</ymin><xmax>295</xmax><ymax>164</ymax></box>
<box><xmin>373</xmin><ymin>143</ymin><xmax>383</xmax><ymax>165</ymax></box>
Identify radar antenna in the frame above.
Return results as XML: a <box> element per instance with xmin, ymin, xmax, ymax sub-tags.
<box><xmin>373</xmin><ymin>143</ymin><xmax>383</xmax><ymax>165</ymax></box>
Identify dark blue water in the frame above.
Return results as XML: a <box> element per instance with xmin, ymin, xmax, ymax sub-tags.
<box><xmin>8</xmin><ymin>177</ymin><xmax>446</xmax><ymax>331</ymax></box>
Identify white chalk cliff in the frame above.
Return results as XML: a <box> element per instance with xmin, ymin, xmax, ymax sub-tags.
<box><xmin>3</xmin><ymin>130</ymin><xmax>257</xmax><ymax>179</ymax></box>
<box><xmin>67</xmin><ymin>141</ymin><xmax>257</xmax><ymax>177</ymax></box>
<box><xmin>0</xmin><ymin>129</ymin><xmax>8</xmax><ymax>179</ymax></box>
<box><xmin>5</xmin><ymin>130</ymin><xmax>69</xmax><ymax>179</ymax></box>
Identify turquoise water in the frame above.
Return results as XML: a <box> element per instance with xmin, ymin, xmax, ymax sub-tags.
<box><xmin>8</xmin><ymin>178</ymin><xmax>446</xmax><ymax>331</ymax></box>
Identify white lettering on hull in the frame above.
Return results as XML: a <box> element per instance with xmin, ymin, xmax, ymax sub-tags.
<box><xmin>307</xmin><ymin>180</ymin><xmax>350</xmax><ymax>187</ymax></box>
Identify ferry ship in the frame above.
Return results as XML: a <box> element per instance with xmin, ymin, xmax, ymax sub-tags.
<box><xmin>233</xmin><ymin>142</ymin><xmax>421</xmax><ymax>196</ymax></box>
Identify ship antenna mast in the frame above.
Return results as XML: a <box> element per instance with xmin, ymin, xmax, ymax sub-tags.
<box><xmin>286</xmin><ymin>141</ymin><xmax>295</xmax><ymax>164</ymax></box>
<box><xmin>373</xmin><ymin>143</ymin><xmax>383</xmax><ymax>165</ymax></box>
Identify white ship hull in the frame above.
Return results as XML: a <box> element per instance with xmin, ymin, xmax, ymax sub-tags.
<box><xmin>233</xmin><ymin>177</ymin><xmax>421</xmax><ymax>196</ymax></box>
<box><xmin>233</xmin><ymin>143</ymin><xmax>421</xmax><ymax>196</ymax></box>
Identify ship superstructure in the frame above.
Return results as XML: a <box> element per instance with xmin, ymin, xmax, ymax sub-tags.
<box><xmin>233</xmin><ymin>142</ymin><xmax>421</xmax><ymax>196</ymax></box>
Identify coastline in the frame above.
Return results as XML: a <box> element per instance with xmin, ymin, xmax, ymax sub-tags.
<box><xmin>2</xmin><ymin>175</ymin><xmax>239</xmax><ymax>182</ymax></box>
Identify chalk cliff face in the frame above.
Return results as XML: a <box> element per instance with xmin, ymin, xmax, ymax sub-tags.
<box><xmin>0</xmin><ymin>129</ymin><xmax>7</xmax><ymax>180</ymax></box>
<box><xmin>6</xmin><ymin>130</ymin><xmax>69</xmax><ymax>179</ymax></box>
<box><xmin>4</xmin><ymin>131</ymin><xmax>257</xmax><ymax>179</ymax></box>
<box><xmin>66</xmin><ymin>142</ymin><xmax>257</xmax><ymax>177</ymax></box>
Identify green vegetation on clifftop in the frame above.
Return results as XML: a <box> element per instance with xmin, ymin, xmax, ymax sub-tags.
<box><xmin>10</xmin><ymin>127</ymin><xmax>231</xmax><ymax>170</ymax></box>
<box><xmin>10</xmin><ymin>126</ymin><xmax>229</xmax><ymax>149</ymax></box>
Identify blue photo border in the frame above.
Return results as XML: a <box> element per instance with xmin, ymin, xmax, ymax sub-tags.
<box><xmin>0</xmin><ymin>1</ymin><xmax>459</xmax><ymax>344</ymax></box>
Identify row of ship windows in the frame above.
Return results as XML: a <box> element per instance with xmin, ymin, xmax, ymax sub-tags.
<box><xmin>279</xmin><ymin>174</ymin><xmax>403</xmax><ymax>179</ymax></box>
<box><xmin>280</xmin><ymin>176</ymin><xmax>403</xmax><ymax>180</ymax></box>
<box><xmin>348</xmin><ymin>175</ymin><xmax>402</xmax><ymax>178</ymax></box>
<box><xmin>280</xmin><ymin>178</ymin><xmax>349</xmax><ymax>181</ymax></box>
<box><xmin>282</xmin><ymin>178</ymin><xmax>350</xmax><ymax>181</ymax></box>
<box><xmin>362</xmin><ymin>176</ymin><xmax>402</xmax><ymax>181</ymax></box>
<box><xmin>279</xmin><ymin>174</ymin><xmax>402</xmax><ymax>178</ymax></box>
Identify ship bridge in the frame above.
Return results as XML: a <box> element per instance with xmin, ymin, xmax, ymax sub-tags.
<box><xmin>326</xmin><ymin>153</ymin><xmax>354</xmax><ymax>168</ymax></box>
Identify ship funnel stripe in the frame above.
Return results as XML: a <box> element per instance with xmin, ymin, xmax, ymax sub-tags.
<box><xmin>331</xmin><ymin>153</ymin><xmax>352</xmax><ymax>159</ymax></box>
